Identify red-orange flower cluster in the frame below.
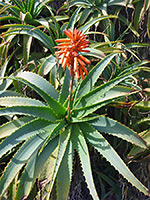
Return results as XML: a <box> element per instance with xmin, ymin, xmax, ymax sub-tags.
<box><xmin>55</xmin><ymin>28</ymin><xmax>91</xmax><ymax>79</ymax></box>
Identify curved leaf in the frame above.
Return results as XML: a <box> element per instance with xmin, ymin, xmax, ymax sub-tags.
<box><xmin>69</xmin><ymin>0</ymin><xmax>92</xmax><ymax>7</ymax></box>
<box><xmin>72</xmin><ymin>87</ymin><xmax>137</xmax><ymax>118</ymax></box>
<box><xmin>0</xmin><ymin>118</ymin><xmax>57</xmax><ymax>158</ymax></box>
<box><xmin>0</xmin><ymin>106</ymin><xmax>58</xmax><ymax>121</ymax></box>
<box><xmin>57</xmin><ymin>140</ymin><xmax>73</xmax><ymax>200</ymax></box>
<box><xmin>12</xmin><ymin>71</ymin><xmax>66</xmax><ymax>117</ymax></box>
<box><xmin>33</xmin><ymin>0</ymin><xmax>53</xmax><ymax>18</ymax></box>
<box><xmin>0</xmin><ymin>131</ymin><xmax>51</xmax><ymax>197</ymax></box>
<box><xmin>0</xmin><ymin>24</ymin><xmax>55</xmax><ymax>53</ymax></box>
<box><xmin>0</xmin><ymin>69</ymin><xmax>22</xmax><ymax>91</ymax></box>
<box><xmin>81</xmin><ymin>47</ymin><xmax>105</xmax><ymax>59</ymax></box>
<box><xmin>0</xmin><ymin>14</ymin><xmax>21</xmax><ymax>23</ymax></box>
<box><xmin>0</xmin><ymin>3</ymin><xmax>20</xmax><ymax>17</ymax></box>
<box><xmin>0</xmin><ymin>90</ymin><xmax>23</xmax><ymax>97</ymax></box>
<box><xmin>79</xmin><ymin>15</ymin><xmax>118</xmax><ymax>33</ymax></box>
<box><xmin>79</xmin><ymin>8</ymin><xmax>93</xmax><ymax>25</ymax></box>
<box><xmin>112</xmin><ymin>101</ymin><xmax>150</xmax><ymax>110</ymax></box>
<box><xmin>119</xmin><ymin>60</ymin><xmax>150</xmax><ymax>75</ymax></box>
<box><xmin>128</xmin><ymin>130</ymin><xmax>150</xmax><ymax>157</ymax></box>
<box><xmin>49</xmin><ymin>125</ymin><xmax>72</xmax><ymax>195</ymax></box>
<box><xmin>16</xmin><ymin>71</ymin><xmax>59</xmax><ymax>100</ymax></box>
<box><xmin>0</xmin><ymin>96</ymin><xmax>46</xmax><ymax>107</ymax></box>
<box><xmin>79</xmin><ymin>122</ymin><xmax>149</xmax><ymax>196</ymax></box>
<box><xmin>75</xmin><ymin>72</ymin><xmax>134</xmax><ymax>109</ymax></box>
<box><xmin>58</xmin><ymin>68</ymin><xmax>71</xmax><ymax>105</ymax></box>
<box><xmin>71</xmin><ymin>124</ymin><xmax>99</xmax><ymax>200</ymax></box>
<box><xmin>66</xmin><ymin>7</ymin><xmax>82</xmax><ymax>30</ymax></box>
<box><xmin>76</xmin><ymin>53</ymin><xmax>118</xmax><ymax>99</ymax></box>
<box><xmin>90</xmin><ymin>115</ymin><xmax>147</xmax><ymax>148</ymax></box>
<box><xmin>38</xmin><ymin>54</ymin><xmax>57</xmax><ymax>76</ymax></box>
<box><xmin>119</xmin><ymin>15</ymin><xmax>139</xmax><ymax>37</ymax></box>
<box><xmin>0</xmin><ymin>116</ymin><xmax>34</xmax><ymax>139</ymax></box>
<box><xmin>16</xmin><ymin>136</ymin><xmax>59</xmax><ymax>200</ymax></box>
<box><xmin>23</xmin><ymin>35</ymin><xmax>32</xmax><ymax>65</ymax></box>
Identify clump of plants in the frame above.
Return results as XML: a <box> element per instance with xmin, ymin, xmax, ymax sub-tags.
<box><xmin>0</xmin><ymin>1</ymin><xmax>150</xmax><ymax>200</ymax></box>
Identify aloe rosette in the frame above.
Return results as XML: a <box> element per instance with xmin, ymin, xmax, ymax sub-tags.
<box><xmin>0</xmin><ymin>28</ymin><xmax>149</xmax><ymax>199</ymax></box>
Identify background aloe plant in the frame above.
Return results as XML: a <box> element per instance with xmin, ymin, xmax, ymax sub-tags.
<box><xmin>0</xmin><ymin>0</ymin><xmax>150</xmax><ymax>199</ymax></box>
<box><xmin>0</xmin><ymin>53</ymin><xmax>149</xmax><ymax>199</ymax></box>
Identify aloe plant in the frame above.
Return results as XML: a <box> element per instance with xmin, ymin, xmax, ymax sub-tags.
<box><xmin>0</xmin><ymin>0</ymin><xmax>56</xmax><ymax>66</ymax></box>
<box><xmin>65</xmin><ymin>0</ymin><xmax>141</xmax><ymax>40</ymax></box>
<box><xmin>0</xmin><ymin>52</ymin><xmax>149</xmax><ymax>199</ymax></box>
<box><xmin>0</xmin><ymin>0</ymin><xmax>53</xmax><ymax>25</ymax></box>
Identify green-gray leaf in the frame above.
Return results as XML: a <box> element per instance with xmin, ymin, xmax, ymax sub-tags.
<box><xmin>0</xmin><ymin>106</ymin><xmax>58</xmax><ymax>121</ymax></box>
<box><xmin>79</xmin><ymin>122</ymin><xmax>149</xmax><ymax>196</ymax></box>
<box><xmin>90</xmin><ymin>115</ymin><xmax>147</xmax><ymax>148</ymax></box>
<box><xmin>0</xmin><ymin>118</ymin><xmax>57</xmax><ymax>158</ymax></box>
<box><xmin>16</xmin><ymin>136</ymin><xmax>59</xmax><ymax>199</ymax></box>
<box><xmin>0</xmin><ymin>131</ymin><xmax>52</xmax><ymax>197</ymax></box>
<box><xmin>71</xmin><ymin>124</ymin><xmax>99</xmax><ymax>200</ymax></box>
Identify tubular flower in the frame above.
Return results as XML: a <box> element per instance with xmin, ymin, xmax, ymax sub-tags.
<box><xmin>55</xmin><ymin>28</ymin><xmax>91</xmax><ymax>79</ymax></box>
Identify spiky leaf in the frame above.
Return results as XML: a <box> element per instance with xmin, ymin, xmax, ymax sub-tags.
<box><xmin>0</xmin><ymin>96</ymin><xmax>46</xmax><ymax>107</ymax></box>
<box><xmin>0</xmin><ymin>106</ymin><xmax>58</xmax><ymax>121</ymax></box>
<box><xmin>0</xmin><ymin>118</ymin><xmax>57</xmax><ymax>158</ymax></box>
<box><xmin>12</xmin><ymin>71</ymin><xmax>66</xmax><ymax>117</ymax></box>
<box><xmin>57</xmin><ymin>140</ymin><xmax>73</xmax><ymax>200</ymax></box>
<box><xmin>16</xmin><ymin>136</ymin><xmax>59</xmax><ymax>199</ymax></box>
<box><xmin>71</xmin><ymin>124</ymin><xmax>99</xmax><ymax>200</ymax></box>
<box><xmin>90</xmin><ymin>115</ymin><xmax>147</xmax><ymax>148</ymax></box>
<box><xmin>0</xmin><ymin>116</ymin><xmax>34</xmax><ymax>139</ymax></box>
<box><xmin>49</xmin><ymin>125</ymin><xmax>72</xmax><ymax>194</ymax></box>
<box><xmin>76</xmin><ymin>53</ymin><xmax>118</xmax><ymax>98</ymax></box>
<box><xmin>79</xmin><ymin>122</ymin><xmax>149</xmax><ymax>196</ymax></box>
<box><xmin>0</xmin><ymin>131</ymin><xmax>52</xmax><ymax>197</ymax></box>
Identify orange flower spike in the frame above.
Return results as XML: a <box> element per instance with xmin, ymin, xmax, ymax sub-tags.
<box><xmin>80</xmin><ymin>40</ymin><xmax>90</xmax><ymax>45</ymax></box>
<box><xmin>74</xmin><ymin>57</ymin><xmax>78</xmax><ymax>70</ymax></box>
<box><xmin>73</xmin><ymin>51</ymin><xmax>78</xmax><ymax>57</ymax></box>
<box><xmin>79</xmin><ymin>66</ymin><xmax>84</xmax><ymax>80</ymax></box>
<box><xmin>64</xmin><ymin>29</ymin><xmax>73</xmax><ymax>39</ymax></box>
<box><xmin>74</xmin><ymin>57</ymin><xmax>80</xmax><ymax>80</ymax></box>
<box><xmin>62</xmin><ymin>52</ymin><xmax>70</xmax><ymax>68</ymax></box>
<box><xmin>70</xmin><ymin>65</ymin><xmax>74</xmax><ymax>77</ymax></box>
<box><xmin>79</xmin><ymin>49</ymin><xmax>90</xmax><ymax>53</ymax></box>
<box><xmin>76</xmin><ymin>30</ymin><xmax>83</xmax><ymax>38</ymax></box>
<box><xmin>73</xmin><ymin>28</ymin><xmax>77</xmax><ymax>42</ymax></box>
<box><xmin>59</xmin><ymin>53</ymin><xmax>65</xmax><ymax>65</ymax></box>
<box><xmin>78</xmin><ymin>54</ymin><xmax>91</xmax><ymax>64</ymax></box>
<box><xmin>59</xmin><ymin>49</ymin><xmax>67</xmax><ymax>64</ymax></box>
<box><xmin>76</xmin><ymin>65</ymin><xmax>80</xmax><ymax>80</ymax></box>
<box><xmin>55</xmin><ymin>28</ymin><xmax>91</xmax><ymax>79</ymax></box>
<box><xmin>77</xmin><ymin>57</ymin><xmax>86</xmax><ymax>67</ymax></box>
<box><xmin>55</xmin><ymin>38</ymin><xmax>71</xmax><ymax>43</ymax></box>
<box><xmin>81</xmin><ymin>64</ymin><xmax>88</xmax><ymax>76</ymax></box>
<box><xmin>55</xmin><ymin>51</ymin><xmax>66</xmax><ymax>55</ymax></box>
<box><xmin>58</xmin><ymin>43</ymin><xmax>70</xmax><ymax>46</ymax></box>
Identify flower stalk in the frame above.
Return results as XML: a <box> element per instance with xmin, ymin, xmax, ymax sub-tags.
<box><xmin>55</xmin><ymin>28</ymin><xmax>91</xmax><ymax>118</ymax></box>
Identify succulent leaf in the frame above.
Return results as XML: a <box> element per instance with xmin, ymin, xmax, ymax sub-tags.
<box><xmin>0</xmin><ymin>131</ymin><xmax>52</xmax><ymax>197</ymax></box>
<box><xmin>79</xmin><ymin>122</ymin><xmax>149</xmax><ymax>196</ymax></box>
<box><xmin>16</xmin><ymin>136</ymin><xmax>59</xmax><ymax>199</ymax></box>
<box><xmin>76</xmin><ymin>53</ymin><xmax>118</xmax><ymax>99</ymax></box>
<box><xmin>71</xmin><ymin>124</ymin><xmax>99</xmax><ymax>200</ymax></box>
<box><xmin>0</xmin><ymin>116</ymin><xmax>34</xmax><ymax>139</ymax></box>
<box><xmin>57</xmin><ymin>140</ymin><xmax>73</xmax><ymax>200</ymax></box>
<box><xmin>0</xmin><ymin>118</ymin><xmax>57</xmax><ymax>158</ymax></box>
<box><xmin>49</xmin><ymin>125</ymin><xmax>72</xmax><ymax>195</ymax></box>
<box><xmin>90</xmin><ymin>115</ymin><xmax>147</xmax><ymax>148</ymax></box>
<box><xmin>0</xmin><ymin>106</ymin><xmax>58</xmax><ymax>121</ymax></box>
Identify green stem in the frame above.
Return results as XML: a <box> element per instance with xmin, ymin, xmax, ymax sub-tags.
<box><xmin>67</xmin><ymin>67</ymin><xmax>74</xmax><ymax>120</ymax></box>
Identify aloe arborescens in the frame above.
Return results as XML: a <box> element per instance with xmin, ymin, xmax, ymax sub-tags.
<box><xmin>0</xmin><ymin>29</ymin><xmax>149</xmax><ymax>199</ymax></box>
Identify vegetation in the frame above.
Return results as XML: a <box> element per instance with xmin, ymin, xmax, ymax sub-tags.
<box><xmin>0</xmin><ymin>0</ymin><xmax>150</xmax><ymax>199</ymax></box>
